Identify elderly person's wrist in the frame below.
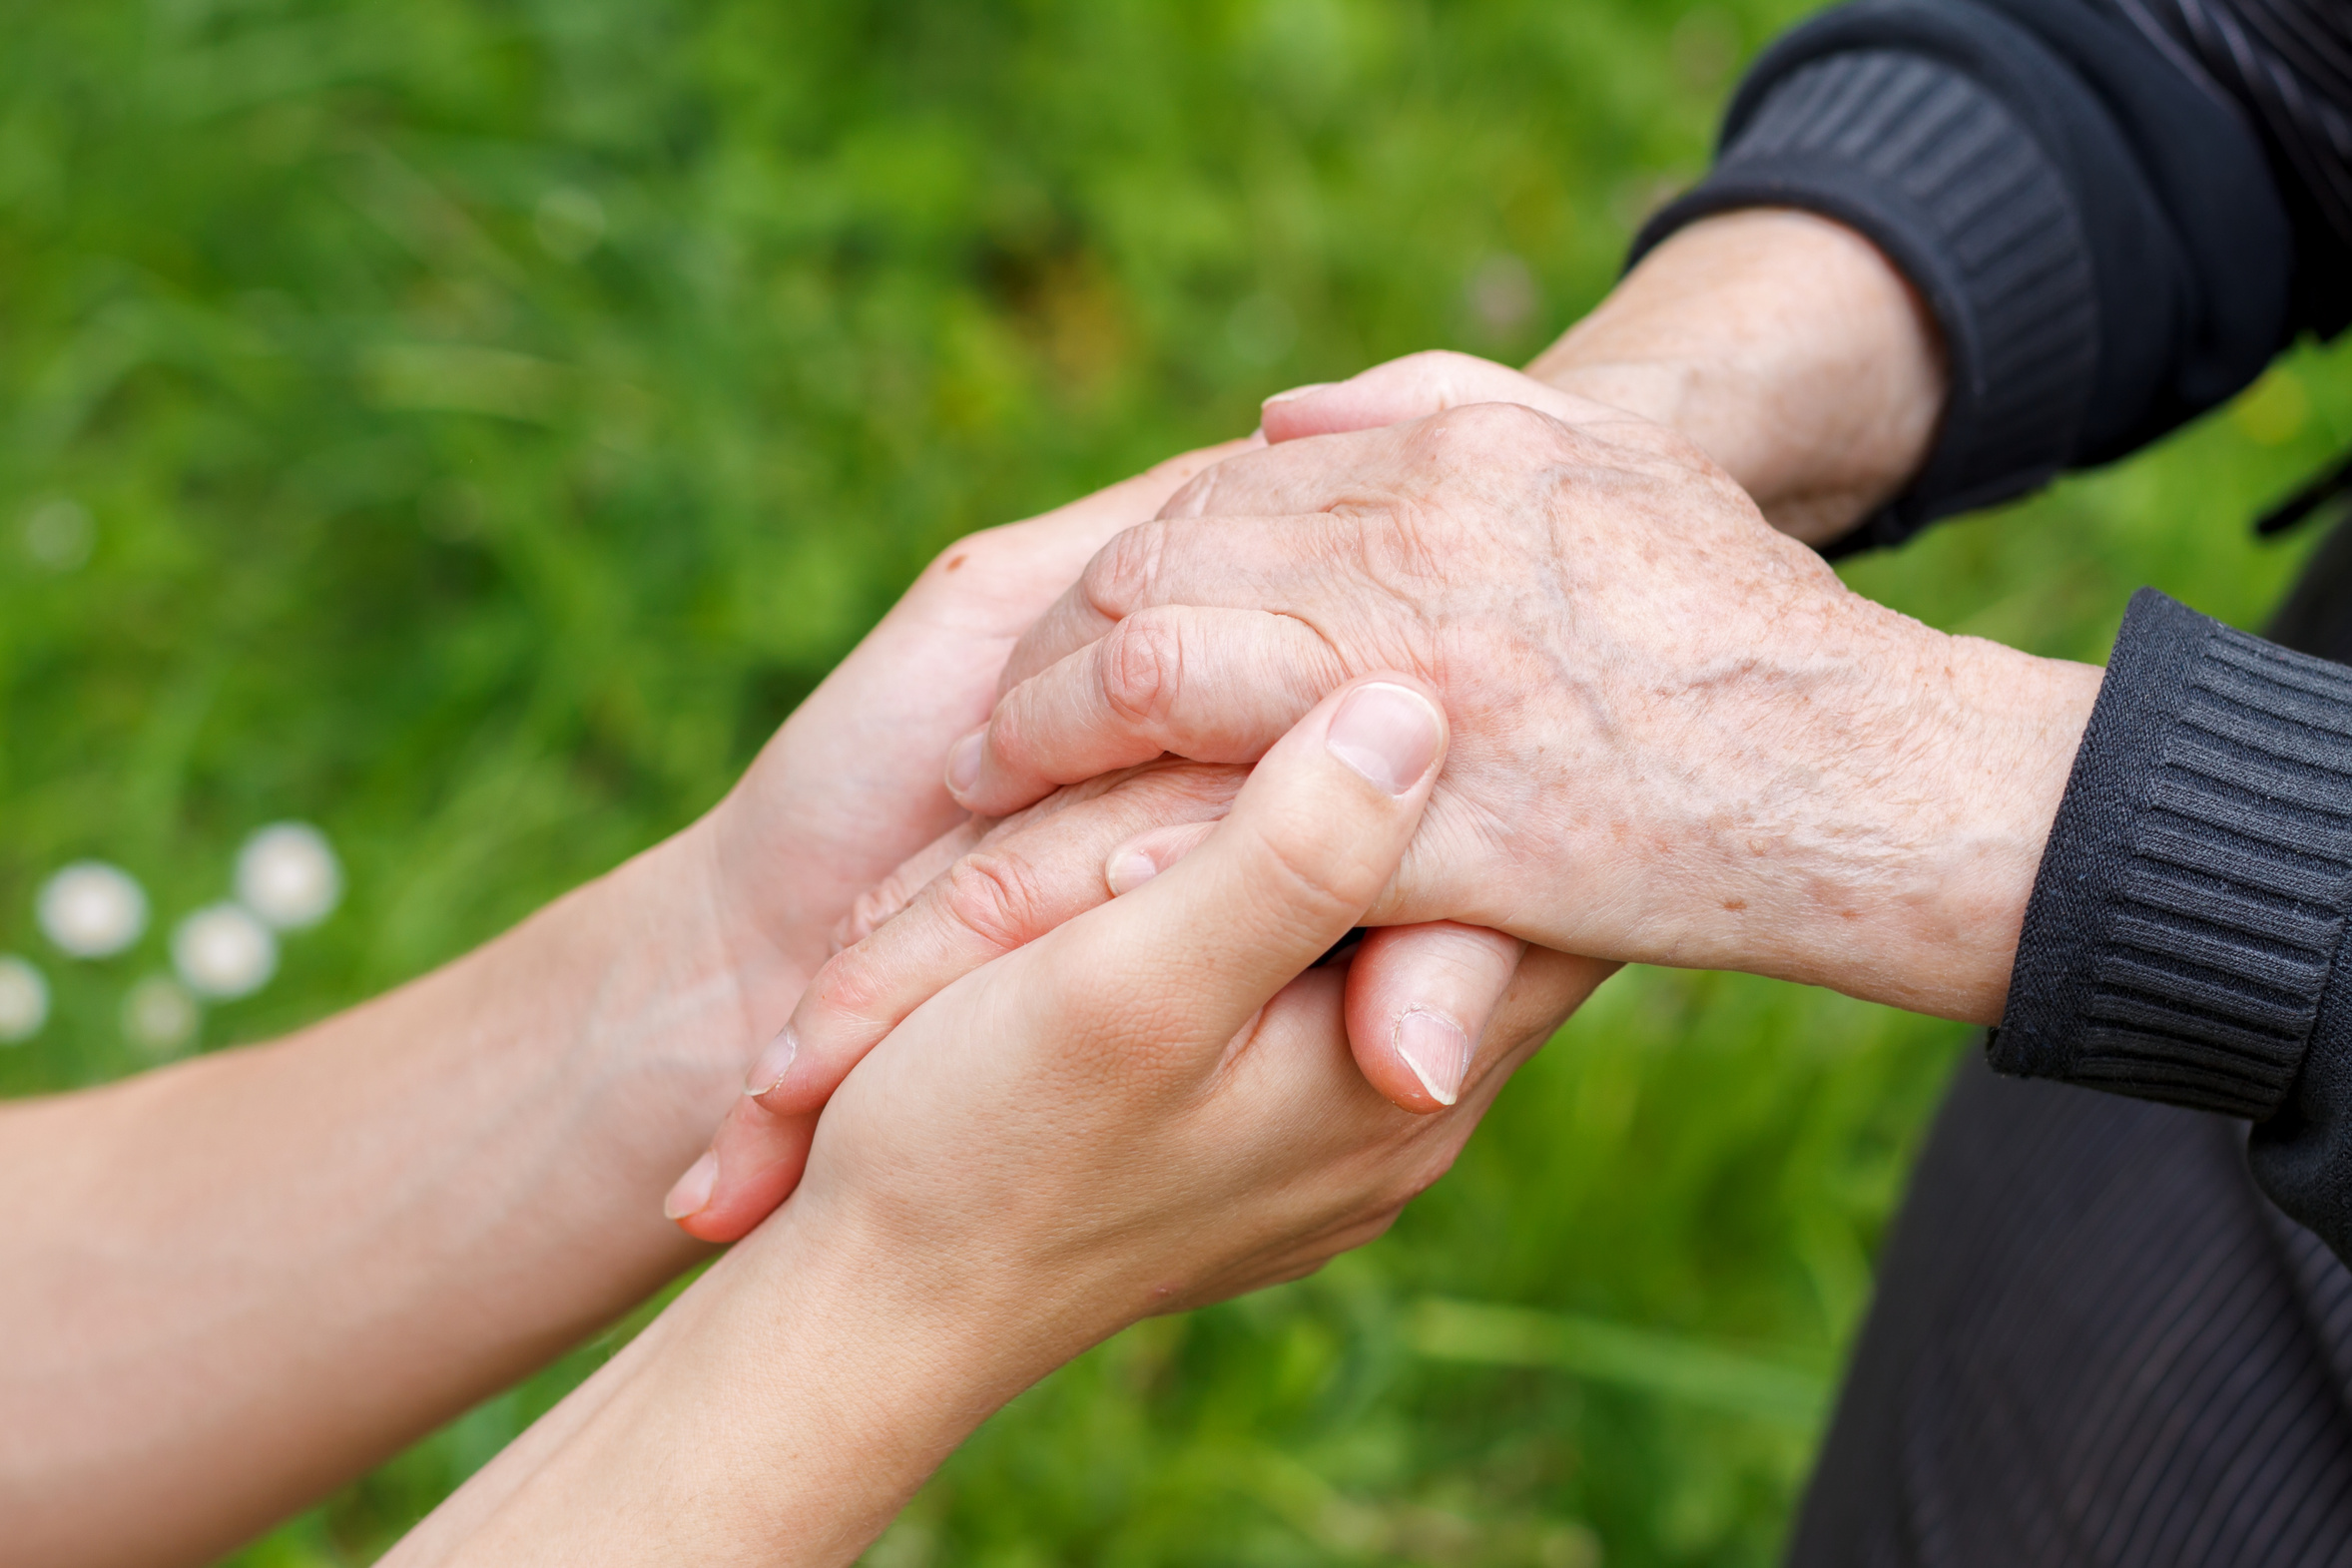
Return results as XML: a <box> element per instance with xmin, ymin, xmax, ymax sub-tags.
<box><xmin>1527</xmin><ymin>209</ymin><xmax>1947</xmax><ymax>545</ymax></box>
<box><xmin>1723</xmin><ymin>615</ymin><xmax>2100</xmax><ymax>1023</ymax></box>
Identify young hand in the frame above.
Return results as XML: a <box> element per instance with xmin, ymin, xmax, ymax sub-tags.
<box><xmin>670</xmin><ymin>753</ymin><xmax>1576</xmax><ymax>1242</ymax></box>
<box><xmin>396</xmin><ymin>676</ymin><xmax>1606</xmax><ymax>1568</ymax></box>
<box><xmin>663</xmin><ymin>441</ymin><xmax>1254</xmax><ymax>1074</ymax></box>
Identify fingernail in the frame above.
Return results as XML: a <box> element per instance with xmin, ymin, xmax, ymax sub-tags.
<box><xmin>1263</xmin><ymin>381</ymin><xmax>1335</xmax><ymax>406</ymax></box>
<box><xmin>663</xmin><ymin>1150</ymin><xmax>718</xmax><ymax>1222</ymax></box>
<box><xmin>945</xmin><ymin>729</ymin><xmax>985</xmax><ymax>795</ymax></box>
<box><xmin>1396</xmin><ymin>1009</ymin><xmax>1470</xmax><ymax>1107</ymax></box>
<box><xmin>1326</xmin><ymin>683</ymin><xmax>1442</xmax><ymax>795</ymax></box>
<box><xmin>1106</xmin><ymin>849</ymin><xmax>1163</xmax><ymax>896</ymax></box>
<box><xmin>744</xmin><ymin>1023</ymin><xmax>798</xmax><ymax>1096</ymax></box>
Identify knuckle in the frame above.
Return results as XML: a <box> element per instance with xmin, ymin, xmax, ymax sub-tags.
<box><xmin>1158</xmin><ymin>462</ymin><xmax>1223</xmax><ymax>520</ymax></box>
<box><xmin>1098</xmin><ymin>611</ymin><xmax>1186</xmax><ymax>729</ymax></box>
<box><xmin>1251</xmin><ymin>815</ymin><xmax>1383</xmax><ymax>929</ymax></box>
<box><xmin>978</xmin><ymin>703</ymin><xmax>1038</xmax><ymax>780</ymax></box>
<box><xmin>1351</xmin><ymin>507</ymin><xmax>1447</xmax><ymax>591</ymax></box>
<box><xmin>1310</xmin><ymin>494</ymin><xmax>1451</xmax><ymax>604</ymax></box>
<box><xmin>1642</xmin><ymin>420</ymin><xmax>1718</xmax><ymax>474</ymax></box>
<box><xmin>1082</xmin><ymin>522</ymin><xmax>1164</xmax><ymax>620</ymax></box>
<box><xmin>938</xmin><ymin>850</ymin><xmax>1053</xmax><ymax>950</ymax></box>
<box><xmin>807</xmin><ymin>947</ymin><xmax>886</xmax><ymax>1023</ymax></box>
<box><xmin>837</xmin><ymin>875</ymin><xmax>912</xmax><ymax>950</ymax></box>
<box><xmin>1420</xmin><ymin>397</ymin><xmax>1569</xmax><ymax>465</ymax></box>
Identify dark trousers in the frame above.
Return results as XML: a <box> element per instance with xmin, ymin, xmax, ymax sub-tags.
<box><xmin>1789</xmin><ymin>1057</ymin><xmax>2352</xmax><ymax>1564</ymax></box>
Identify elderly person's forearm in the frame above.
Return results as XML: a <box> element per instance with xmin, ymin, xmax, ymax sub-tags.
<box><xmin>1528</xmin><ymin>209</ymin><xmax>1946</xmax><ymax>545</ymax></box>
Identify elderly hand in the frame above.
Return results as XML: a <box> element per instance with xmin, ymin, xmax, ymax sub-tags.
<box><xmin>942</xmin><ymin>354</ymin><xmax>2102</xmax><ymax>1023</ymax></box>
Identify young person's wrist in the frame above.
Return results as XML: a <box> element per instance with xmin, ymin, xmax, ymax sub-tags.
<box><xmin>427</xmin><ymin>1193</ymin><xmax>1077</xmax><ymax>1568</ymax></box>
<box><xmin>526</xmin><ymin>821</ymin><xmax>812</xmax><ymax>1167</ymax></box>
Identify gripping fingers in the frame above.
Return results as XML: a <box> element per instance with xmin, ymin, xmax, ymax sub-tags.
<box><xmin>1343</xmin><ymin>922</ymin><xmax>1525</xmax><ymax>1113</ymax></box>
<box><xmin>831</xmin><ymin>817</ymin><xmax>985</xmax><ymax>953</ymax></box>
<box><xmin>746</xmin><ymin>763</ymin><xmax>1247</xmax><ymax>1121</ymax></box>
<box><xmin>1009</xmin><ymin>675</ymin><xmax>1449</xmax><ymax>1060</ymax></box>
<box><xmin>948</xmin><ymin>605</ymin><xmax>1348</xmax><ymax>816</ymax></box>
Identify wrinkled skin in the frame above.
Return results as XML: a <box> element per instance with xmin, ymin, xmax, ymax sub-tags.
<box><xmin>950</xmin><ymin>357</ymin><xmax>2100</xmax><ymax>1023</ymax></box>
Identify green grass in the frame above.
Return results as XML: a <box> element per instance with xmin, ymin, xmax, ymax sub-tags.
<box><xmin>4</xmin><ymin>0</ymin><xmax>2350</xmax><ymax>1563</ymax></box>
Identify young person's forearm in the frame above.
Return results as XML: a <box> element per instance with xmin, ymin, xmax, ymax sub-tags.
<box><xmin>394</xmin><ymin>1176</ymin><xmax>1073</xmax><ymax>1566</ymax></box>
<box><xmin>1527</xmin><ymin>209</ymin><xmax>1946</xmax><ymax>544</ymax></box>
<box><xmin>0</xmin><ymin>820</ymin><xmax>791</xmax><ymax>1568</ymax></box>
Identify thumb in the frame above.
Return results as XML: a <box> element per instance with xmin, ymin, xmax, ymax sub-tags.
<box><xmin>1260</xmin><ymin>349</ymin><xmax>1622</xmax><ymax>443</ymax></box>
<box><xmin>1013</xmin><ymin>674</ymin><xmax>1449</xmax><ymax>1060</ymax></box>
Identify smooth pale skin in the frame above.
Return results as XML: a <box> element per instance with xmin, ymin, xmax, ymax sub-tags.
<box><xmin>0</xmin><ymin>446</ymin><xmax>1258</xmax><ymax>1568</ymax></box>
<box><xmin>669</xmin><ymin>761</ymin><xmax>1547</xmax><ymax>1243</ymax></box>
<box><xmin>384</xmin><ymin>679</ymin><xmax>1607</xmax><ymax>1568</ymax></box>
<box><xmin>0</xmin><ymin>445</ymin><xmax>1549</xmax><ymax>1565</ymax></box>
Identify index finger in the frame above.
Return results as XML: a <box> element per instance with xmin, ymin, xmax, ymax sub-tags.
<box><xmin>1258</xmin><ymin>349</ymin><xmax>1640</xmax><ymax>445</ymax></box>
<box><xmin>992</xmin><ymin>422</ymin><xmax>1410</xmax><ymax>695</ymax></box>
<box><xmin>994</xmin><ymin>402</ymin><xmax>1598</xmax><ymax>694</ymax></box>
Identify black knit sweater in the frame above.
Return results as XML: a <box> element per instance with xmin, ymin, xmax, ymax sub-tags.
<box><xmin>1640</xmin><ymin>0</ymin><xmax>2352</xmax><ymax>1257</ymax></box>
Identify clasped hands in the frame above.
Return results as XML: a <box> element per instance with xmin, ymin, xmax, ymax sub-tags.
<box><xmin>670</xmin><ymin>349</ymin><xmax>2097</xmax><ymax>1269</ymax></box>
<box><xmin>390</xmin><ymin>341</ymin><xmax>2103</xmax><ymax>1565</ymax></box>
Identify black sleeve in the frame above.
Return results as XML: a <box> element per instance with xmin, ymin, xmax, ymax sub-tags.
<box><xmin>1992</xmin><ymin>589</ymin><xmax>2352</xmax><ymax>1262</ymax></box>
<box><xmin>1632</xmin><ymin>0</ymin><xmax>2346</xmax><ymax>554</ymax></box>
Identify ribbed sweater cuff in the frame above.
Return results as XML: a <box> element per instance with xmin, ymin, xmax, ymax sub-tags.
<box><xmin>1634</xmin><ymin>44</ymin><xmax>2097</xmax><ymax>556</ymax></box>
<box><xmin>1995</xmin><ymin>590</ymin><xmax>2352</xmax><ymax>1121</ymax></box>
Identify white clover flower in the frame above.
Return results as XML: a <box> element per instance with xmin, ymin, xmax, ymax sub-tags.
<box><xmin>38</xmin><ymin>862</ymin><xmax>149</xmax><ymax>958</ymax></box>
<box><xmin>172</xmin><ymin>904</ymin><xmax>278</xmax><ymax>999</ymax></box>
<box><xmin>236</xmin><ymin>822</ymin><xmax>342</xmax><ymax>930</ymax></box>
<box><xmin>124</xmin><ymin>974</ymin><xmax>199</xmax><ymax>1054</ymax></box>
<box><xmin>0</xmin><ymin>956</ymin><xmax>48</xmax><ymax>1043</ymax></box>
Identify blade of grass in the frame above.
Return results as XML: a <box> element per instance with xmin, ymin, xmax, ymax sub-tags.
<box><xmin>1407</xmin><ymin>1297</ymin><xmax>1830</xmax><ymax>1428</ymax></box>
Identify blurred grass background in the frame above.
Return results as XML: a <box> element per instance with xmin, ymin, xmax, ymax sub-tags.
<box><xmin>3</xmin><ymin>0</ymin><xmax>2349</xmax><ymax>1563</ymax></box>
